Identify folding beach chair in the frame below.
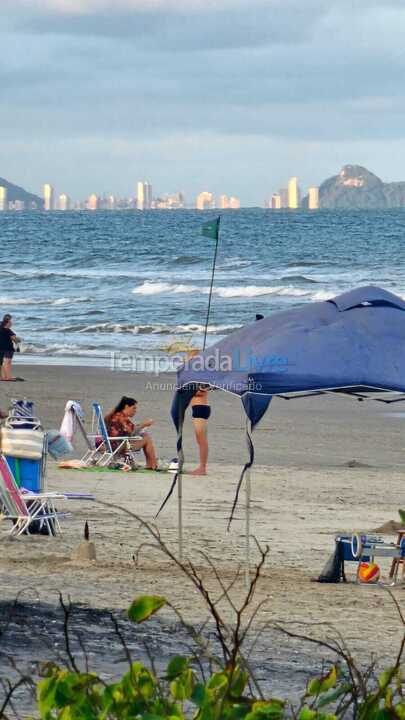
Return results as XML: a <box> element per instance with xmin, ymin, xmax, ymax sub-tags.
<box><xmin>60</xmin><ymin>403</ymin><xmax>96</xmax><ymax>466</ymax></box>
<box><xmin>7</xmin><ymin>398</ymin><xmax>41</xmax><ymax>430</ymax></box>
<box><xmin>0</xmin><ymin>455</ymin><xmax>65</xmax><ymax>537</ymax></box>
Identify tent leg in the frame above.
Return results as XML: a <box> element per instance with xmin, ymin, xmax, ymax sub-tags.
<box><xmin>245</xmin><ymin>469</ymin><xmax>251</xmax><ymax>589</ymax></box>
<box><xmin>178</xmin><ymin>473</ymin><xmax>183</xmax><ymax>561</ymax></box>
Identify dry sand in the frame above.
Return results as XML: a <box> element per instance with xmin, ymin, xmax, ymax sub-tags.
<box><xmin>1</xmin><ymin>364</ymin><xmax>405</xmax><ymax>685</ymax></box>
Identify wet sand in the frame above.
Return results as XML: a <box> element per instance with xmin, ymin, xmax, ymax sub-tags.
<box><xmin>0</xmin><ymin>364</ymin><xmax>404</xmax><ymax>711</ymax></box>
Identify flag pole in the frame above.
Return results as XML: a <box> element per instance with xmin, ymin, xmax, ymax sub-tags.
<box><xmin>203</xmin><ymin>216</ymin><xmax>221</xmax><ymax>351</ymax></box>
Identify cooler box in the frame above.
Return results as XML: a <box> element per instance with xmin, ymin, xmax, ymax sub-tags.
<box><xmin>336</xmin><ymin>535</ymin><xmax>370</xmax><ymax>563</ymax></box>
<box><xmin>5</xmin><ymin>456</ymin><xmax>43</xmax><ymax>493</ymax></box>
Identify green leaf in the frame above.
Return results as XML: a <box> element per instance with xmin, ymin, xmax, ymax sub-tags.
<box><xmin>230</xmin><ymin>703</ymin><xmax>253</xmax><ymax>719</ymax></box>
<box><xmin>128</xmin><ymin>595</ymin><xmax>166</xmax><ymax>623</ymax></box>
<box><xmin>230</xmin><ymin>666</ymin><xmax>249</xmax><ymax>697</ymax></box>
<box><xmin>166</xmin><ymin>656</ymin><xmax>189</xmax><ymax>680</ymax></box>
<box><xmin>299</xmin><ymin>708</ymin><xmax>318</xmax><ymax>720</ymax></box>
<box><xmin>307</xmin><ymin>667</ymin><xmax>338</xmax><ymax>697</ymax></box>
<box><xmin>317</xmin><ymin>684</ymin><xmax>351</xmax><ymax>708</ymax></box>
<box><xmin>37</xmin><ymin>677</ymin><xmax>58</xmax><ymax>719</ymax></box>
<box><xmin>207</xmin><ymin>672</ymin><xmax>228</xmax><ymax>692</ymax></box>
<box><xmin>170</xmin><ymin>669</ymin><xmax>194</xmax><ymax>701</ymax></box>
<box><xmin>191</xmin><ymin>683</ymin><xmax>210</xmax><ymax>708</ymax></box>
<box><xmin>373</xmin><ymin>711</ymin><xmax>392</xmax><ymax>720</ymax></box>
<box><xmin>246</xmin><ymin>700</ymin><xmax>286</xmax><ymax>719</ymax></box>
<box><xmin>394</xmin><ymin>702</ymin><xmax>405</xmax><ymax>720</ymax></box>
<box><xmin>378</xmin><ymin>668</ymin><xmax>395</xmax><ymax>690</ymax></box>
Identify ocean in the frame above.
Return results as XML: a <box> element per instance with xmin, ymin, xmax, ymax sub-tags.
<box><xmin>1</xmin><ymin>208</ymin><xmax>404</xmax><ymax>367</ymax></box>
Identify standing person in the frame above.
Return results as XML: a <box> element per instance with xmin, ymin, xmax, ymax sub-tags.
<box><xmin>0</xmin><ymin>314</ymin><xmax>23</xmax><ymax>382</ymax></box>
<box><xmin>190</xmin><ymin>385</ymin><xmax>211</xmax><ymax>476</ymax></box>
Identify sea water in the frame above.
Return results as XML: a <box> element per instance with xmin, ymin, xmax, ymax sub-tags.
<box><xmin>1</xmin><ymin>208</ymin><xmax>405</xmax><ymax>367</ymax></box>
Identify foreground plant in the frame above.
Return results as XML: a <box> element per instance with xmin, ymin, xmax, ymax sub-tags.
<box><xmin>1</xmin><ymin>507</ymin><xmax>404</xmax><ymax>718</ymax></box>
<box><xmin>33</xmin><ymin>593</ymin><xmax>404</xmax><ymax>720</ymax></box>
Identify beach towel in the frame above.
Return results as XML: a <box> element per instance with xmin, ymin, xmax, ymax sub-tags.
<box><xmin>60</xmin><ymin>401</ymin><xmax>84</xmax><ymax>442</ymax></box>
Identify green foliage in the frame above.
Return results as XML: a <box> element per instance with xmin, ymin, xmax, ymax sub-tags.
<box><xmin>306</xmin><ymin>666</ymin><xmax>338</xmax><ymax>697</ymax></box>
<box><xmin>8</xmin><ymin>595</ymin><xmax>405</xmax><ymax>719</ymax></box>
<box><xmin>128</xmin><ymin>595</ymin><xmax>166</xmax><ymax>623</ymax></box>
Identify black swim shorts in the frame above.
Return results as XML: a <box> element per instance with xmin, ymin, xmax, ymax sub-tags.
<box><xmin>192</xmin><ymin>405</ymin><xmax>211</xmax><ymax>420</ymax></box>
<box><xmin>0</xmin><ymin>351</ymin><xmax>13</xmax><ymax>364</ymax></box>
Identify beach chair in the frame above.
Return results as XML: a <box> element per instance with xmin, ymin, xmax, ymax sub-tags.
<box><xmin>62</xmin><ymin>403</ymin><xmax>95</xmax><ymax>465</ymax></box>
<box><xmin>7</xmin><ymin>398</ymin><xmax>42</xmax><ymax>430</ymax></box>
<box><xmin>0</xmin><ymin>455</ymin><xmax>65</xmax><ymax>537</ymax></box>
<box><xmin>80</xmin><ymin>402</ymin><xmax>134</xmax><ymax>467</ymax></box>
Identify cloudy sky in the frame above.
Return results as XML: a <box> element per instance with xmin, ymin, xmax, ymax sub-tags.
<box><xmin>1</xmin><ymin>0</ymin><xmax>405</xmax><ymax>204</ymax></box>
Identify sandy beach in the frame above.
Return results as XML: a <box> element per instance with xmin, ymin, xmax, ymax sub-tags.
<box><xmin>1</xmin><ymin>363</ymin><xmax>404</xmax><ymax>704</ymax></box>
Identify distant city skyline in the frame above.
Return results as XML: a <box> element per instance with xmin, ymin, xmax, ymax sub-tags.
<box><xmin>0</xmin><ymin>174</ymin><xmax>322</xmax><ymax>211</ymax></box>
<box><xmin>0</xmin><ymin>174</ymin><xmax>320</xmax><ymax>211</ymax></box>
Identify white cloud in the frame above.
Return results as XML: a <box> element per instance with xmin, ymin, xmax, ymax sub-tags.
<box><xmin>2</xmin><ymin>0</ymin><xmax>405</xmax><ymax>201</ymax></box>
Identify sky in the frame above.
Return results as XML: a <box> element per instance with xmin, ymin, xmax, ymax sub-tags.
<box><xmin>2</xmin><ymin>0</ymin><xmax>405</xmax><ymax>205</ymax></box>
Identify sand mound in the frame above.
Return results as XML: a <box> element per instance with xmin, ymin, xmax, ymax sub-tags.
<box><xmin>372</xmin><ymin>520</ymin><xmax>404</xmax><ymax>534</ymax></box>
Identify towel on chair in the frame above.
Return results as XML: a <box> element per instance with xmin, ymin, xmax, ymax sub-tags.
<box><xmin>60</xmin><ymin>401</ymin><xmax>85</xmax><ymax>442</ymax></box>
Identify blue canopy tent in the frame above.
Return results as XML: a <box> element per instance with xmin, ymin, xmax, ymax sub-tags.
<box><xmin>166</xmin><ymin>286</ymin><xmax>405</xmax><ymax>574</ymax></box>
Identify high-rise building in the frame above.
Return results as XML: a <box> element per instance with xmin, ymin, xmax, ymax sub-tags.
<box><xmin>58</xmin><ymin>193</ymin><xmax>70</xmax><ymax>211</ymax></box>
<box><xmin>87</xmin><ymin>194</ymin><xmax>99</xmax><ymax>211</ymax></box>
<box><xmin>136</xmin><ymin>182</ymin><xmax>144</xmax><ymax>210</ymax></box>
<box><xmin>271</xmin><ymin>193</ymin><xmax>282</xmax><ymax>209</ymax></box>
<box><xmin>153</xmin><ymin>192</ymin><xmax>186</xmax><ymax>209</ymax></box>
<box><xmin>43</xmin><ymin>183</ymin><xmax>54</xmax><ymax>211</ymax></box>
<box><xmin>196</xmin><ymin>191</ymin><xmax>214</xmax><ymax>210</ymax></box>
<box><xmin>218</xmin><ymin>194</ymin><xmax>229</xmax><ymax>209</ymax></box>
<box><xmin>287</xmin><ymin>177</ymin><xmax>299</xmax><ymax>209</ymax></box>
<box><xmin>145</xmin><ymin>182</ymin><xmax>152</xmax><ymax>209</ymax></box>
<box><xmin>137</xmin><ymin>181</ymin><xmax>152</xmax><ymax>210</ymax></box>
<box><xmin>107</xmin><ymin>195</ymin><xmax>116</xmax><ymax>210</ymax></box>
<box><xmin>279</xmin><ymin>188</ymin><xmax>288</xmax><ymax>208</ymax></box>
<box><xmin>308</xmin><ymin>186</ymin><xmax>319</xmax><ymax>210</ymax></box>
<box><xmin>229</xmin><ymin>196</ymin><xmax>240</xmax><ymax>209</ymax></box>
<box><xmin>0</xmin><ymin>186</ymin><xmax>8</xmax><ymax>211</ymax></box>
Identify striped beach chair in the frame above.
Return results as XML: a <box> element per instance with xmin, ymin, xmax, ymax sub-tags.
<box><xmin>0</xmin><ymin>455</ymin><xmax>65</xmax><ymax>537</ymax></box>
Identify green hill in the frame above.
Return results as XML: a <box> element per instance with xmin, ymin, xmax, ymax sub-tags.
<box><xmin>0</xmin><ymin>176</ymin><xmax>43</xmax><ymax>209</ymax></box>
<box><xmin>313</xmin><ymin>165</ymin><xmax>405</xmax><ymax>209</ymax></box>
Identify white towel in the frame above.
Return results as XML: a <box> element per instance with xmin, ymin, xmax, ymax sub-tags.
<box><xmin>59</xmin><ymin>401</ymin><xmax>84</xmax><ymax>442</ymax></box>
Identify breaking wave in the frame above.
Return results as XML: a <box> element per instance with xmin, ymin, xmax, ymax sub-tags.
<box><xmin>21</xmin><ymin>343</ymin><xmax>104</xmax><ymax>356</ymax></box>
<box><xmin>0</xmin><ymin>296</ymin><xmax>89</xmax><ymax>306</ymax></box>
<box><xmin>44</xmin><ymin>322</ymin><xmax>241</xmax><ymax>336</ymax></box>
<box><xmin>132</xmin><ymin>281</ymin><xmax>196</xmax><ymax>295</ymax></box>
<box><xmin>131</xmin><ymin>281</ymin><xmax>334</xmax><ymax>300</ymax></box>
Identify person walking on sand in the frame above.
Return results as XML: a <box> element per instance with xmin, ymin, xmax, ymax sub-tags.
<box><xmin>190</xmin><ymin>385</ymin><xmax>211</xmax><ymax>476</ymax></box>
<box><xmin>0</xmin><ymin>314</ymin><xmax>23</xmax><ymax>382</ymax></box>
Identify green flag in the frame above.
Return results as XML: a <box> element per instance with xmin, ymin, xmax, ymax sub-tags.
<box><xmin>201</xmin><ymin>216</ymin><xmax>220</xmax><ymax>240</ymax></box>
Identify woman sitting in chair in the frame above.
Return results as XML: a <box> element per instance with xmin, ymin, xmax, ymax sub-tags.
<box><xmin>104</xmin><ymin>396</ymin><xmax>158</xmax><ymax>470</ymax></box>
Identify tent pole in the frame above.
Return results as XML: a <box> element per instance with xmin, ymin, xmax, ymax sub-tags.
<box><xmin>178</xmin><ymin>472</ymin><xmax>183</xmax><ymax>561</ymax></box>
<box><xmin>245</xmin><ymin>468</ymin><xmax>251</xmax><ymax>589</ymax></box>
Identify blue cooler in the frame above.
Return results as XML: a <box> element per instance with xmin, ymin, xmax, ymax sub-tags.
<box><xmin>5</xmin><ymin>456</ymin><xmax>42</xmax><ymax>493</ymax></box>
<box><xmin>336</xmin><ymin>535</ymin><xmax>370</xmax><ymax>563</ymax></box>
